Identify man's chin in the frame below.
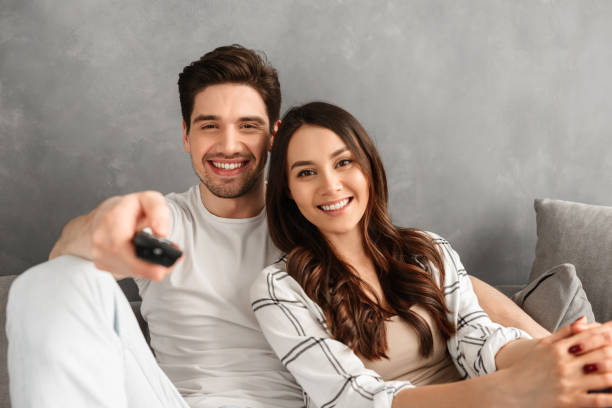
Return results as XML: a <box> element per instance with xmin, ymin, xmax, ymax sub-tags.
<box><xmin>201</xmin><ymin>178</ymin><xmax>258</xmax><ymax>199</ymax></box>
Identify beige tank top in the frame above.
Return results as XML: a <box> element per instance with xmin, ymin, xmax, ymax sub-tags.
<box><xmin>359</xmin><ymin>306</ymin><xmax>463</xmax><ymax>386</ymax></box>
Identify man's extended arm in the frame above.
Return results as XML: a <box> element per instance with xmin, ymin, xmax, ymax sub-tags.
<box><xmin>470</xmin><ymin>275</ymin><xmax>550</xmax><ymax>338</ymax></box>
<box><xmin>49</xmin><ymin>191</ymin><xmax>175</xmax><ymax>281</ymax></box>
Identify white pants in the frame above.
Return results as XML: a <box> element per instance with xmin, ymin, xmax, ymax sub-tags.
<box><xmin>6</xmin><ymin>255</ymin><xmax>190</xmax><ymax>408</ymax></box>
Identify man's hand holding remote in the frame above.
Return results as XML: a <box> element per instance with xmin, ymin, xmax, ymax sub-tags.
<box><xmin>50</xmin><ymin>190</ymin><xmax>180</xmax><ymax>281</ymax></box>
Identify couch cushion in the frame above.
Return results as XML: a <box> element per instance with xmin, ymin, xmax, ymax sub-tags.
<box><xmin>1</xmin><ymin>275</ymin><xmax>17</xmax><ymax>408</ymax></box>
<box><xmin>513</xmin><ymin>263</ymin><xmax>594</xmax><ymax>331</ymax></box>
<box><xmin>531</xmin><ymin>198</ymin><xmax>612</xmax><ymax>322</ymax></box>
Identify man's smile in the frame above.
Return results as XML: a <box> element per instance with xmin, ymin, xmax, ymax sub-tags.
<box><xmin>205</xmin><ymin>158</ymin><xmax>252</xmax><ymax>177</ymax></box>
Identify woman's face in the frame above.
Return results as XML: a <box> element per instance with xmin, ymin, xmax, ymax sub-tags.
<box><xmin>286</xmin><ymin>124</ymin><xmax>370</xmax><ymax>241</ymax></box>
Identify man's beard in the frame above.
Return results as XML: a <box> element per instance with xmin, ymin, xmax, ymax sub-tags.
<box><xmin>195</xmin><ymin>152</ymin><xmax>268</xmax><ymax>199</ymax></box>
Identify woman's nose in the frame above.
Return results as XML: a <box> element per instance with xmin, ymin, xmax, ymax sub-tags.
<box><xmin>319</xmin><ymin>170</ymin><xmax>342</xmax><ymax>194</ymax></box>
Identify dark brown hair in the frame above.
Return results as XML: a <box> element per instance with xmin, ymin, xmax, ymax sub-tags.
<box><xmin>267</xmin><ymin>102</ymin><xmax>456</xmax><ymax>359</ymax></box>
<box><xmin>178</xmin><ymin>44</ymin><xmax>281</xmax><ymax>132</ymax></box>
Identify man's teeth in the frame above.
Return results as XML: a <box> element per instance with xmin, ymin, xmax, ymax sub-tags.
<box><xmin>212</xmin><ymin>161</ymin><xmax>244</xmax><ymax>170</ymax></box>
<box><xmin>320</xmin><ymin>198</ymin><xmax>350</xmax><ymax>211</ymax></box>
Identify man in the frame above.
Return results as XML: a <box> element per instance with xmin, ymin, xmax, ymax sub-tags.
<box><xmin>6</xmin><ymin>44</ymin><xmax>548</xmax><ymax>408</ymax></box>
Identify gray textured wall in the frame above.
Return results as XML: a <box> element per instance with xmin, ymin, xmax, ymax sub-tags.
<box><xmin>2</xmin><ymin>0</ymin><xmax>611</xmax><ymax>288</ymax></box>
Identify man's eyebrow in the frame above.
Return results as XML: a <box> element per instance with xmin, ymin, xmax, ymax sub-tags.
<box><xmin>192</xmin><ymin>115</ymin><xmax>218</xmax><ymax>124</ymax></box>
<box><xmin>191</xmin><ymin>115</ymin><xmax>267</xmax><ymax>125</ymax></box>
<box><xmin>290</xmin><ymin>147</ymin><xmax>350</xmax><ymax>170</ymax></box>
<box><xmin>239</xmin><ymin>116</ymin><xmax>266</xmax><ymax>125</ymax></box>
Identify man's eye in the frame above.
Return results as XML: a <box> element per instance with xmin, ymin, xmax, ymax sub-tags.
<box><xmin>336</xmin><ymin>159</ymin><xmax>352</xmax><ymax>167</ymax></box>
<box><xmin>297</xmin><ymin>169</ymin><xmax>316</xmax><ymax>177</ymax></box>
<box><xmin>242</xmin><ymin>123</ymin><xmax>259</xmax><ymax>129</ymax></box>
<box><xmin>201</xmin><ymin>123</ymin><xmax>216</xmax><ymax>130</ymax></box>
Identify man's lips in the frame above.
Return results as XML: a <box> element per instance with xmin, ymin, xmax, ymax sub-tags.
<box><xmin>209</xmin><ymin>160</ymin><xmax>248</xmax><ymax>170</ymax></box>
<box><xmin>206</xmin><ymin>159</ymin><xmax>250</xmax><ymax>176</ymax></box>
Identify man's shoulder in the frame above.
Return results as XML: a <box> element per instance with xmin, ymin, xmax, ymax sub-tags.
<box><xmin>163</xmin><ymin>186</ymin><xmax>199</xmax><ymax>232</ymax></box>
<box><xmin>164</xmin><ymin>186</ymin><xmax>196</xmax><ymax>210</ymax></box>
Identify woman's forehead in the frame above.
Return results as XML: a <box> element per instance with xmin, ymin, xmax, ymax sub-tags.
<box><xmin>287</xmin><ymin>125</ymin><xmax>348</xmax><ymax>161</ymax></box>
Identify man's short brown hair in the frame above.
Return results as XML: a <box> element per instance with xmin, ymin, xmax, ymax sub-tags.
<box><xmin>178</xmin><ymin>44</ymin><xmax>281</xmax><ymax>132</ymax></box>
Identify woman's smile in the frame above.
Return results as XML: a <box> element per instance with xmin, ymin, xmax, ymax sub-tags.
<box><xmin>318</xmin><ymin>197</ymin><xmax>353</xmax><ymax>214</ymax></box>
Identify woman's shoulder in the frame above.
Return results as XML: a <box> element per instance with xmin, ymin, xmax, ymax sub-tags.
<box><xmin>419</xmin><ymin>230</ymin><xmax>449</xmax><ymax>245</ymax></box>
<box><xmin>250</xmin><ymin>257</ymin><xmax>303</xmax><ymax>301</ymax></box>
<box><xmin>409</xmin><ymin>230</ymin><xmax>465</xmax><ymax>280</ymax></box>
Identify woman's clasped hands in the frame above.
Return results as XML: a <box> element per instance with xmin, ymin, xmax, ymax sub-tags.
<box><xmin>501</xmin><ymin>317</ymin><xmax>612</xmax><ymax>407</ymax></box>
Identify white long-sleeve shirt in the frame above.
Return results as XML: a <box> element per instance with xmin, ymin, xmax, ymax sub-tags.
<box><xmin>250</xmin><ymin>234</ymin><xmax>530</xmax><ymax>408</ymax></box>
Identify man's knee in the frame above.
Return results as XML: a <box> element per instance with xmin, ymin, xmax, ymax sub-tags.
<box><xmin>6</xmin><ymin>255</ymin><xmax>120</xmax><ymax>344</ymax></box>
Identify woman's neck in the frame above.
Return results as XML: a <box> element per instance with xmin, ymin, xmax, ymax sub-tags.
<box><xmin>325</xmin><ymin>229</ymin><xmax>368</xmax><ymax>269</ymax></box>
<box><xmin>326</xmin><ymin>229</ymin><xmax>387</xmax><ymax>307</ymax></box>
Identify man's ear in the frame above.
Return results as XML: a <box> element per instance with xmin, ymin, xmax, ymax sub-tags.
<box><xmin>269</xmin><ymin>120</ymin><xmax>281</xmax><ymax>152</ymax></box>
<box><xmin>182</xmin><ymin>120</ymin><xmax>191</xmax><ymax>153</ymax></box>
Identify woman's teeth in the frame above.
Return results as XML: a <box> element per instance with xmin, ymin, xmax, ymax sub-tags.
<box><xmin>212</xmin><ymin>161</ymin><xmax>244</xmax><ymax>170</ymax></box>
<box><xmin>320</xmin><ymin>198</ymin><xmax>350</xmax><ymax>211</ymax></box>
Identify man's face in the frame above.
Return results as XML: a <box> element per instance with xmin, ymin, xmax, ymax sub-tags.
<box><xmin>183</xmin><ymin>84</ymin><xmax>272</xmax><ymax>199</ymax></box>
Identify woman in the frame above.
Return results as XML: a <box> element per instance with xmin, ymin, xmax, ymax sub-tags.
<box><xmin>250</xmin><ymin>102</ymin><xmax>612</xmax><ymax>407</ymax></box>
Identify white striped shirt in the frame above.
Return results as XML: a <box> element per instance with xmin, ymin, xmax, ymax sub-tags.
<box><xmin>250</xmin><ymin>234</ymin><xmax>530</xmax><ymax>408</ymax></box>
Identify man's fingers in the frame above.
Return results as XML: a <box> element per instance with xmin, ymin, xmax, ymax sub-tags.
<box><xmin>137</xmin><ymin>191</ymin><xmax>170</xmax><ymax>237</ymax></box>
<box><xmin>128</xmin><ymin>255</ymin><xmax>173</xmax><ymax>281</ymax></box>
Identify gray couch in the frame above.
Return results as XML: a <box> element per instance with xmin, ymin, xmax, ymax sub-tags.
<box><xmin>2</xmin><ymin>198</ymin><xmax>611</xmax><ymax>407</ymax></box>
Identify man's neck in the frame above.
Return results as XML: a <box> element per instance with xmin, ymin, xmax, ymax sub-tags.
<box><xmin>198</xmin><ymin>181</ymin><xmax>266</xmax><ymax>219</ymax></box>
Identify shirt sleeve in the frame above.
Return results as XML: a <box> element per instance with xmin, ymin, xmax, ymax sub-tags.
<box><xmin>250</xmin><ymin>265</ymin><xmax>413</xmax><ymax>408</ymax></box>
<box><xmin>432</xmin><ymin>235</ymin><xmax>532</xmax><ymax>378</ymax></box>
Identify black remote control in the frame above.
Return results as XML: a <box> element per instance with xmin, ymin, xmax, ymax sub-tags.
<box><xmin>132</xmin><ymin>230</ymin><xmax>182</xmax><ymax>267</ymax></box>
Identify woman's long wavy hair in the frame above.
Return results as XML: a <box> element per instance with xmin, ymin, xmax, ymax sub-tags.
<box><xmin>267</xmin><ymin>102</ymin><xmax>455</xmax><ymax>359</ymax></box>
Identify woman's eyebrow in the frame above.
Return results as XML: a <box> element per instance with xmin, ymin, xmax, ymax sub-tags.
<box><xmin>290</xmin><ymin>147</ymin><xmax>349</xmax><ymax>170</ymax></box>
<box><xmin>290</xmin><ymin>160</ymin><xmax>313</xmax><ymax>170</ymax></box>
<box><xmin>330</xmin><ymin>147</ymin><xmax>349</xmax><ymax>158</ymax></box>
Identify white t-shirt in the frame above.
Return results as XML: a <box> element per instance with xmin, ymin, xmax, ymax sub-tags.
<box><xmin>134</xmin><ymin>185</ymin><xmax>304</xmax><ymax>408</ymax></box>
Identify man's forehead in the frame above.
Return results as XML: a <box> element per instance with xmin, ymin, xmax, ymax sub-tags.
<box><xmin>191</xmin><ymin>83</ymin><xmax>268</xmax><ymax>123</ymax></box>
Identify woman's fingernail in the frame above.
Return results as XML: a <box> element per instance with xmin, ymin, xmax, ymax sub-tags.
<box><xmin>569</xmin><ymin>344</ymin><xmax>583</xmax><ymax>354</ymax></box>
<box><xmin>573</xmin><ymin>316</ymin><xmax>587</xmax><ymax>324</ymax></box>
<box><xmin>583</xmin><ymin>363</ymin><xmax>599</xmax><ymax>374</ymax></box>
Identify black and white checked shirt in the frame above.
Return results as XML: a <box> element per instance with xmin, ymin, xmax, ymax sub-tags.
<box><xmin>250</xmin><ymin>233</ymin><xmax>530</xmax><ymax>408</ymax></box>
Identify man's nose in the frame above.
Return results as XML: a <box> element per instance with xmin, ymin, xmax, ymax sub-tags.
<box><xmin>218</xmin><ymin>127</ymin><xmax>240</xmax><ymax>153</ymax></box>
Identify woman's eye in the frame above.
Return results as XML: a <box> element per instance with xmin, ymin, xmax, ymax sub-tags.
<box><xmin>337</xmin><ymin>158</ymin><xmax>352</xmax><ymax>167</ymax></box>
<box><xmin>297</xmin><ymin>169</ymin><xmax>316</xmax><ymax>177</ymax></box>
